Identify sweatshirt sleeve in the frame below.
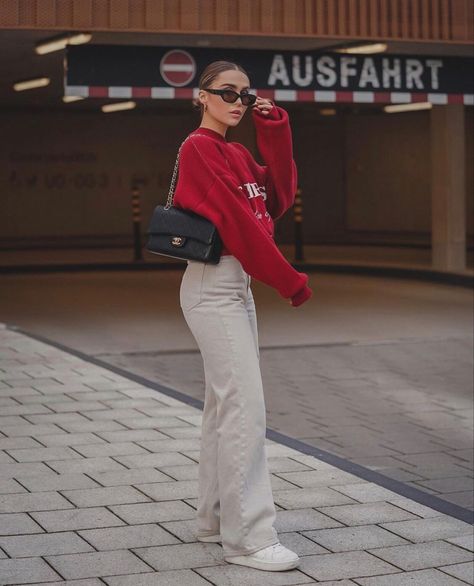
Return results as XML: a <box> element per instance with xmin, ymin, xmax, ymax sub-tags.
<box><xmin>175</xmin><ymin>136</ymin><xmax>312</xmax><ymax>305</ymax></box>
<box><xmin>251</xmin><ymin>103</ymin><xmax>298</xmax><ymax>221</ymax></box>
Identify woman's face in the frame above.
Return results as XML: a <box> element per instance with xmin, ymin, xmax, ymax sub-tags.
<box><xmin>199</xmin><ymin>70</ymin><xmax>251</xmax><ymax>127</ymax></box>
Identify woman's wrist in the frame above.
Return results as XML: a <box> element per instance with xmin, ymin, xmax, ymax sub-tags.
<box><xmin>290</xmin><ymin>284</ymin><xmax>313</xmax><ymax>307</ymax></box>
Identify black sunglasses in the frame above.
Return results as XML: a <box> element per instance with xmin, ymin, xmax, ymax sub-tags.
<box><xmin>202</xmin><ymin>88</ymin><xmax>257</xmax><ymax>106</ymax></box>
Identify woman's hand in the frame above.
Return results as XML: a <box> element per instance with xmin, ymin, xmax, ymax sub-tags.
<box><xmin>253</xmin><ymin>96</ymin><xmax>274</xmax><ymax>115</ymax></box>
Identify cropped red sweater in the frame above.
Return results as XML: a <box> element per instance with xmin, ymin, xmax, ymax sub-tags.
<box><xmin>173</xmin><ymin>103</ymin><xmax>312</xmax><ymax>307</ymax></box>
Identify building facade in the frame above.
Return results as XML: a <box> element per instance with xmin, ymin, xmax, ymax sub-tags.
<box><xmin>0</xmin><ymin>0</ymin><xmax>472</xmax><ymax>271</ymax></box>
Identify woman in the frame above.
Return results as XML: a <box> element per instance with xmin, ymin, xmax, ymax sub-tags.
<box><xmin>174</xmin><ymin>60</ymin><xmax>312</xmax><ymax>572</ymax></box>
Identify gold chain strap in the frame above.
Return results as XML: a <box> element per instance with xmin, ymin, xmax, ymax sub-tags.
<box><xmin>164</xmin><ymin>133</ymin><xmax>211</xmax><ymax>210</ymax></box>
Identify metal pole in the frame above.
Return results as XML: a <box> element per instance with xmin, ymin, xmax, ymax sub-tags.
<box><xmin>293</xmin><ymin>186</ymin><xmax>304</xmax><ymax>261</ymax></box>
<box><xmin>131</xmin><ymin>182</ymin><xmax>143</xmax><ymax>261</ymax></box>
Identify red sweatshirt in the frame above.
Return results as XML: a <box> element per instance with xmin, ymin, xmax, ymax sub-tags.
<box><xmin>173</xmin><ymin>103</ymin><xmax>312</xmax><ymax>307</ymax></box>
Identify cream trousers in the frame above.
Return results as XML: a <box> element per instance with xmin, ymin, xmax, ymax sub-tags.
<box><xmin>179</xmin><ymin>255</ymin><xmax>279</xmax><ymax>558</ymax></box>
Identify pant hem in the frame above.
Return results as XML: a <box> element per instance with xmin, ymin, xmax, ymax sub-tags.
<box><xmin>196</xmin><ymin>530</ymin><xmax>220</xmax><ymax>538</ymax></box>
<box><xmin>223</xmin><ymin>535</ymin><xmax>280</xmax><ymax>558</ymax></box>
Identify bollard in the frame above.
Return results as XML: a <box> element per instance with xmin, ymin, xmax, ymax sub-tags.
<box><xmin>131</xmin><ymin>182</ymin><xmax>143</xmax><ymax>261</ymax></box>
<box><xmin>293</xmin><ymin>186</ymin><xmax>304</xmax><ymax>261</ymax></box>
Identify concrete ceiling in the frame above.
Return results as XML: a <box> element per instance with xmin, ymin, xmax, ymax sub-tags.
<box><xmin>1</xmin><ymin>29</ymin><xmax>472</xmax><ymax>112</ymax></box>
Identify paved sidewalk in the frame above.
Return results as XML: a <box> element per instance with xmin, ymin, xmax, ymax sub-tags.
<box><xmin>1</xmin><ymin>325</ymin><xmax>473</xmax><ymax>585</ymax></box>
<box><xmin>106</xmin><ymin>335</ymin><xmax>473</xmax><ymax>510</ymax></box>
<box><xmin>2</xmin><ymin>266</ymin><xmax>472</xmax><ymax>513</ymax></box>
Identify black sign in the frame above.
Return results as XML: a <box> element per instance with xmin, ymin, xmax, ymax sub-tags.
<box><xmin>65</xmin><ymin>45</ymin><xmax>473</xmax><ymax>100</ymax></box>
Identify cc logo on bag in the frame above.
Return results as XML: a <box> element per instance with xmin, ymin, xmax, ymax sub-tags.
<box><xmin>171</xmin><ymin>236</ymin><xmax>185</xmax><ymax>247</ymax></box>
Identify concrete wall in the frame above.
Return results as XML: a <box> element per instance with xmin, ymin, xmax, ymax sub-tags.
<box><xmin>0</xmin><ymin>109</ymin><xmax>185</xmax><ymax>247</ymax></box>
<box><xmin>283</xmin><ymin>104</ymin><xmax>473</xmax><ymax>247</ymax></box>
<box><xmin>0</xmin><ymin>105</ymin><xmax>472</xmax><ymax>250</ymax></box>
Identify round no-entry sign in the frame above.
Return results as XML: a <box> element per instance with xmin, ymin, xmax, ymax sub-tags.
<box><xmin>160</xmin><ymin>50</ymin><xmax>196</xmax><ymax>87</ymax></box>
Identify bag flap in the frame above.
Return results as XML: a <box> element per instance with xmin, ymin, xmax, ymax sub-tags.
<box><xmin>147</xmin><ymin>205</ymin><xmax>218</xmax><ymax>245</ymax></box>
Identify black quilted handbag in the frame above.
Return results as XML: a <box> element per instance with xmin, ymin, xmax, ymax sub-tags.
<box><xmin>146</xmin><ymin>133</ymin><xmax>223</xmax><ymax>264</ymax></box>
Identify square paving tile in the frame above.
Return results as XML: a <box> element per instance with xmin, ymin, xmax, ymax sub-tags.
<box><xmin>0</xmin><ymin>531</ymin><xmax>95</xmax><ymax>557</ymax></box>
<box><xmin>380</xmin><ymin>516</ymin><xmax>473</xmax><ymax>542</ymax></box>
<box><xmin>0</xmin><ymin>557</ymin><xmax>61</xmax><ymax>584</ymax></box>
<box><xmin>45</xmin><ymin>550</ymin><xmax>151</xmax><ymax>580</ymax></box>
<box><xmin>298</xmin><ymin>550</ymin><xmax>399</xmax><ymax>581</ymax></box>
<box><xmin>273</xmin><ymin>487</ymin><xmax>357</xmax><ymax>509</ymax></box>
<box><xmin>318</xmin><ymin>502</ymin><xmax>419</xmax><ymax>525</ymax></box>
<box><xmin>78</xmin><ymin>523</ymin><xmax>181</xmax><ymax>550</ymax></box>
<box><xmin>195</xmin><ymin>564</ymin><xmax>315</xmax><ymax>585</ymax></box>
<box><xmin>438</xmin><ymin>561</ymin><xmax>474</xmax><ymax>584</ymax></box>
<box><xmin>355</xmin><ymin>568</ymin><xmax>471</xmax><ymax>585</ymax></box>
<box><xmin>367</xmin><ymin>540</ymin><xmax>474</xmax><ymax>571</ymax></box>
<box><xmin>303</xmin><ymin>525</ymin><xmax>409</xmax><ymax>552</ymax></box>
<box><xmin>103</xmin><ymin>569</ymin><xmax>226</xmax><ymax>585</ymax></box>
<box><xmin>133</xmin><ymin>542</ymin><xmax>224</xmax><ymax>571</ymax></box>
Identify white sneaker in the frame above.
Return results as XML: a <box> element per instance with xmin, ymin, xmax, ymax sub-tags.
<box><xmin>225</xmin><ymin>542</ymin><xmax>300</xmax><ymax>571</ymax></box>
<box><xmin>196</xmin><ymin>533</ymin><xmax>222</xmax><ymax>543</ymax></box>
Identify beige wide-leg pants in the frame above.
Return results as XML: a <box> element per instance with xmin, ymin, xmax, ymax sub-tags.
<box><xmin>179</xmin><ymin>255</ymin><xmax>279</xmax><ymax>558</ymax></box>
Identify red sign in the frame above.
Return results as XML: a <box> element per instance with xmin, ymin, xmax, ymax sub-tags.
<box><xmin>160</xmin><ymin>50</ymin><xmax>196</xmax><ymax>87</ymax></box>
